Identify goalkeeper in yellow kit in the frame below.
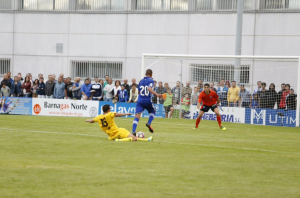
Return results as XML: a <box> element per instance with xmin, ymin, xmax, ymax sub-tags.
<box><xmin>85</xmin><ymin>104</ymin><xmax>153</xmax><ymax>142</ymax></box>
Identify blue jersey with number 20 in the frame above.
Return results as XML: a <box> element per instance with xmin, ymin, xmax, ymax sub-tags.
<box><xmin>135</xmin><ymin>77</ymin><xmax>155</xmax><ymax>114</ymax></box>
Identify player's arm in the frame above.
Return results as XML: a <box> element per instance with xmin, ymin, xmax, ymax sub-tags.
<box><xmin>85</xmin><ymin>119</ymin><xmax>95</xmax><ymax>123</ymax></box>
<box><xmin>217</xmin><ymin>98</ymin><xmax>221</xmax><ymax>104</ymax></box>
<box><xmin>115</xmin><ymin>113</ymin><xmax>132</xmax><ymax>117</ymax></box>
<box><xmin>197</xmin><ymin>94</ymin><xmax>202</xmax><ymax>110</ymax></box>
<box><xmin>148</xmin><ymin>87</ymin><xmax>162</xmax><ymax>98</ymax></box>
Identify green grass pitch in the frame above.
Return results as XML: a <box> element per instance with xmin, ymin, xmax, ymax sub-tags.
<box><xmin>0</xmin><ymin>115</ymin><xmax>300</xmax><ymax>198</ymax></box>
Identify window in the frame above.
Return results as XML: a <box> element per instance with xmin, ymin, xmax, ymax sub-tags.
<box><xmin>217</xmin><ymin>0</ymin><xmax>252</xmax><ymax>10</ymax></box>
<box><xmin>71</xmin><ymin>61</ymin><xmax>123</xmax><ymax>79</ymax></box>
<box><xmin>0</xmin><ymin>59</ymin><xmax>11</xmax><ymax>76</ymax></box>
<box><xmin>260</xmin><ymin>0</ymin><xmax>300</xmax><ymax>9</ymax></box>
<box><xmin>196</xmin><ymin>0</ymin><xmax>212</xmax><ymax>10</ymax></box>
<box><xmin>136</xmin><ymin>0</ymin><xmax>188</xmax><ymax>10</ymax></box>
<box><xmin>76</xmin><ymin>0</ymin><xmax>125</xmax><ymax>10</ymax></box>
<box><xmin>189</xmin><ymin>64</ymin><xmax>250</xmax><ymax>84</ymax></box>
<box><xmin>0</xmin><ymin>0</ymin><xmax>12</xmax><ymax>10</ymax></box>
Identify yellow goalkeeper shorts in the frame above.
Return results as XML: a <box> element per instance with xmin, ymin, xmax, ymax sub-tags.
<box><xmin>108</xmin><ymin>128</ymin><xmax>130</xmax><ymax>140</ymax></box>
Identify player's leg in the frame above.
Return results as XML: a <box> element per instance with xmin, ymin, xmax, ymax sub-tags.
<box><xmin>164</xmin><ymin>106</ymin><xmax>169</xmax><ymax>118</ymax></box>
<box><xmin>145</xmin><ymin>104</ymin><xmax>156</xmax><ymax>133</ymax></box>
<box><xmin>169</xmin><ymin>106</ymin><xmax>174</xmax><ymax>118</ymax></box>
<box><xmin>132</xmin><ymin>113</ymin><xmax>141</xmax><ymax>136</ymax></box>
<box><xmin>115</xmin><ymin>129</ymin><xmax>136</xmax><ymax>141</ymax></box>
<box><xmin>194</xmin><ymin>110</ymin><xmax>205</xmax><ymax>129</ymax></box>
<box><xmin>213</xmin><ymin>107</ymin><xmax>226</xmax><ymax>130</ymax></box>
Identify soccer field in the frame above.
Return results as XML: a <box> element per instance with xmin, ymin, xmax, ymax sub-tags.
<box><xmin>0</xmin><ymin>115</ymin><xmax>299</xmax><ymax>198</ymax></box>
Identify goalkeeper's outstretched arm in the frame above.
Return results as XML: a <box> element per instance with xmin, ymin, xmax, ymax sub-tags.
<box><xmin>115</xmin><ymin>113</ymin><xmax>132</xmax><ymax>117</ymax></box>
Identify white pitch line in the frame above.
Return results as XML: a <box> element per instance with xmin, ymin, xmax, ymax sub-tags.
<box><xmin>1</xmin><ymin>128</ymin><xmax>300</xmax><ymax>155</ymax></box>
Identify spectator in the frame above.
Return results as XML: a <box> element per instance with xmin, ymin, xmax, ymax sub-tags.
<box><xmin>63</xmin><ymin>78</ymin><xmax>67</xmax><ymax>85</ymax></box>
<box><xmin>53</xmin><ymin>77</ymin><xmax>65</xmax><ymax>99</ymax></box>
<box><xmin>254</xmin><ymin>81</ymin><xmax>262</xmax><ymax>94</ymax></box>
<box><xmin>38</xmin><ymin>73</ymin><xmax>43</xmax><ymax>80</ymax></box>
<box><xmin>225</xmin><ymin>81</ymin><xmax>231</xmax><ymax>88</ymax></box>
<box><xmin>217</xmin><ymin>79</ymin><xmax>228</xmax><ymax>106</ymax></box>
<box><xmin>238</xmin><ymin>84</ymin><xmax>252</xmax><ymax>108</ymax></box>
<box><xmin>277</xmin><ymin>83</ymin><xmax>286</xmax><ymax>109</ymax></box>
<box><xmin>112</xmin><ymin>80</ymin><xmax>121</xmax><ymax>103</ymax></box>
<box><xmin>164</xmin><ymin>82</ymin><xmax>170</xmax><ymax>90</ymax></box>
<box><xmin>91</xmin><ymin>77</ymin><xmax>103</xmax><ymax>101</ymax></box>
<box><xmin>28</xmin><ymin>73</ymin><xmax>33</xmax><ymax>82</ymax></box>
<box><xmin>191</xmin><ymin>87</ymin><xmax>199</xmax><ymax>105</ymax></box>
<box><xmin>251</xmin><ymin>92</ymin><xmax>259</xmax><ymax>109</ymax></box>
<box><xmin>182</xmin><ymin>81</ymin><xmax>192</xmax><ymax>99</ymax></box>
<box><xmin>286</xmin><ymin>88</ymin><xmax>297</xmax><ymax>110</ymax></box>
<box><xmin>156</xmin><ymin>82</ymin><xmax>166</xmax><ymax>104</ymax></box>
<box><xmin>198</xmin><ymin>80</ymin><xmax>203</xmax><ymax>87</ymax></box>
<box><xmin>103</xmin><ymin>75</ymin><xmax>109</xmax><ymax>101</ymax></box>
<box><xmin>1</xmin><ymin>74</ymin><xmax>11</xmax><ymax>89</ymax></box>
<box><xmin>45</xmin><ymin>75</ymin><xmax>55</xmax><ymax>98</ymax></box>
<box><xmin>119</xmin><ymin>84</ymin><xmax>128</xmax><ymax>102</ymax></box>
<box><xmin>31</xmin><ymin>79</ymin><xmax>39</xmax><ymax>98</ymax></box>
<box><xmin>123</xmin><ymin>79</ymin><xmax>130</xmax><ymax>100</ymax></box>
<box><xmin>172</xmin><ymin>81</ymin><xmax>181</xmax><ymax>105</ymax></box>
<box><xmin>59</xmin><ymin>73</ymin><xmax>64</xmax><ymax>79</ymax></box>
<box><xmin>152</xmin><ymin>80</ymin><xmax>158</xmax><ymax>104</ymax></box>
<box><xmin>198</xmin><ymin>84</ymin><xmax>203</xmax><ymax>92</ymax></box>
<box><xmin>17</xmin><ymin>73</ymin><xmax>23</xmax><ymax>81</ymax></box>
<box><xmin>128</xmin><ymin>84</ymin><xmax>138</xmax><ymax>103</ymax></box>
<box><xmin>129</xmin><ymin>78</ymin><xmax>136</xmax><ymax>90</ymax></box>
<box><xmin>53</xmin><ymin>74</ymin><xmax>57</xmax><ymax>83</ymax></box>
<box><xmin>46</xmin><ymin>74</ymin><xmax>52</xmax><ymax>83</ymax></box>
<box><xmin>217</xmin><ymin>82</ymin><xmax>220</xmax><ymax>89</ymax></box>
<box><xmin>81</xmin><ymin>79</ymin><xmax>92</xmax><ymax>100</ymax></box>
<box><xmin>99</xmin><ymin>79</ymin><xmax>104</xmax><ymax>100</ymax></box>
<box><xmin>21</xmin><ymin>76</ymin><xmax>32</xmax><ymax>97</ymax></box>
<box><xmin>65</xmin><ymin>77</ymin><xmax>74</xmax><ymax>100</ymax></box>
<box><xmin>227</xmin><ymin>81</ymin><xmax>240</xmax><ymax>107</ymax></box>
<box><xmin>210</xmin><ymin>82</ymin><xmax>217</xmax><ymax>92</ymax></box>
<box><xmin>88</xmin><ymin>78</ymin><xmax>91</xmax><ymax>85</ymax></box>
<box><xmin>11</xmin><ymin>76</ymin><xmax>21</xmax><ymax>97</ymax></box>
<box><xmin>103</xmin><ymin>78</ymin><xmax>114</xmax><ymax>102</ymax></box>
<box><xmin>1</xmin><ymin>82</ymin><xmax>11</xmax><ymax>97</ymax></box>
<box><xmin>163</xmin><ymin>88</ymin><xmax>174</xmax><ymax>118</ymax></box>
<box><xmin>181</xmin><ymin>93</ymin><xmax>190</xmax><ymax>119</ymax></box>
<box><xmin>72</xmin><ymin>78</ymin><xmax>80</xmax><ymax>99</ymax></box>
<box><xmin>258</xmin><ymin>82</ymin><xmax>268</xmax><ymax>108</ymax></box>
<box><xmin>36</xmin><ymin>77</ymin><xmax>46</xmax><ymax>98</ymax></box>
<box><xmin>267</xmin><ymin>83</ymin><xmax>277</xmax><ymax>109</ymax></box>
<box><xmin>7</xmin><ymin>71</ymin><xmax>13</xmax><ymax>84</ymax></box>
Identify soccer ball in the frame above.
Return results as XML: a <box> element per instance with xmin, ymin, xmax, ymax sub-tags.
<box><xmin>136</xmin><ymin>132</ymin><xmax>145</xmax><ymax>138</ymax></box>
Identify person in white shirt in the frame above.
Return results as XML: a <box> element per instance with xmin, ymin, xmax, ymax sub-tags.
<box><xmin>254</xmin><ymin>81</ymin><xmax>262</xmax><ymax>94</ymax></box>
<box><xmin>112</xmin><ymin>80</ymin><xmax>121</xmax><ymax>102</ymax></box>
<box><xmin>103</xmin><ymin>78</ymin><xmax>114</xmax><ymax>102</ymax></box>
<box><xmin>128</xmin><ymin>83</ymin><xmax>139</xmax><ymax>103</ymax></box>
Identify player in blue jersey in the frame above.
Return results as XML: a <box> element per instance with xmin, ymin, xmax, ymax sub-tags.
<box><xmin>132</xmin><ymin>69</ymin><xmax>162</xmax><ymax>136</ymax></box>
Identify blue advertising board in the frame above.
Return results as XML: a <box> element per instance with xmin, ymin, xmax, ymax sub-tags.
<box><xmin>98</xmin><ymin>101</ymin><xmax>115</xmax><ymax>114</ymax></box>
<box><xmin>116</xmin><ymin>103</ymin><xmax>136</xmax><ymax>118</ymax></box>
<box><xmin>0</xmin><ymin>97</ymin><xmax>32</xmax><ymax>115</ymax></box>
<box><xmin>142</xmin><ymin>104</ymin><xmax>165</xmax><ymax>118</ymax></box>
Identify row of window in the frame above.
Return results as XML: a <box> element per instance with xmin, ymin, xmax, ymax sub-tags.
<box><xmin>0</xmin><ymin>0</ymin><xmax>299</xmax><ymax>11</ymax></box>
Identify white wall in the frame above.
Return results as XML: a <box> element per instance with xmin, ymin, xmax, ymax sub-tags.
<box><xmin>0</xmin><ymin>12</ymin><xmax>300</xmax><ymax>89</ymax></box>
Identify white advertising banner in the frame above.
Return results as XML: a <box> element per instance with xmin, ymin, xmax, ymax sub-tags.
<box><xmin>189</xmin><ymin>105</ymin><xmax>246</xmax><ymax>123</ymax></box>
<box><xmin>32</xmin><ymin>98</ymin><xmax>99</xmax><ymax>117</ymax></box>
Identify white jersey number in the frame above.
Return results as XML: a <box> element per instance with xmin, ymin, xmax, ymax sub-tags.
<box><xmin>140</xmin><ymin>86</ymin><xmax>150</xmax><ymax>96</ymax></box>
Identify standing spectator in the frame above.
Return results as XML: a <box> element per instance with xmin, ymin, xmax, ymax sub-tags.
<box><xmin>53</xmin><ymin>74</ymin><xmax>57</xmax><ymax>83</ymax></box>
<box><xmin>119</xmin><ymin>85</ymin><xmax>128</xmax><ymax>102</ymax></box>
<box><xmin>217</xmin><ymin>82</ymin><xmax>220</xmax><ymax>89</ymax></box>
<box><xmin>7</xmin><ymin>71</ymin><xmax>13</xmax><ymax>84</ymax></box>
<box><xmin>72</xmin><ymin>78</ymin><xmax>81</xmax><ymax>99</ymax></box>
<box><xmin>198</xmin><ymin>80</ymin><xmax>203</xmax><ymax>87</ymax></box>
<box><xmin>11</xmin><ymin>76</ymin><xmax>21</xmax><ymax>97</ymax></box>
<box><xmin>45</xmin><ymin>75</ymin><xmax>55</xmax><ymax>98</ymax></box>
<box><xmin>156</xmin><ymin>82</ymin><xmax>166</xmax><ymax>104</ymax></box>
<box><xmin>99</xmin><ymin>79</ymin><xmax>104</xmax><ymax>100</ymax></box>
<box><xmin>21</xmin><ymin>76</ymin><xmax>32</xmax><ymax>97</ymax></box>
<box><xmin>182</xmin><ymin>81</ymin><xmax>192</xmax><ymax>98</ymax></box>
<box><xmin>163</xmin><ymin>88</ymin><xmax>174</xmax><ymax>118</ymax></box>
<box><xmin>217</xmin><ymin>79</ymin><xmax>228</xmax><ymax>106</ymax></box>
<box><xmin>238</xmin><ymin>84</ymin><xmax>252</xmax><ymax>108</ymax></box>
<box><xmin>112</xmin><ymin>80</ymin><xmax>121</xmax><ymax>102</ymax></box>
<box><xmin>123</xmin><ymin>79</ymin><xmax>130</xmax><ymax>101</ymax></box>
<box><xmin>277</xmin><ymin>83</ymin><xmax>286</xmax><ymax>109</ymax></box>
<box><xmin>198</xmin><ymin>84</ymin><xmax>203</xmax><ymax>92</ymax></box>
<box><xmin>81</xmin><ymin>79</ymin><xmax>92</xmax><ymax>100</ymax></box>
<box><xmin>225</xmin><ymin>81</ymin><xmax>231</xmax><ymax>88</ymax></box>
<box><xmin>128</xmin><ymin>84</ymin><xmax>138</xmax><ymax>103</ymax></box>
<box><xmin>181</xmin><ymin>94</ymin><xmax>190</xmax><ymax>119</ymax></box>
<box><xmin>258</xmin><ymin>82</ymin><xmax>268</xmax><ymax>108</ymax></box>
<box><xmin>103</xmin><ymin>75</ymin><xmax>109</xmax><ymax>101</ymax></box>
<box><xmin>103</xmin><ymin>78</ymin><xmax>114</xmax><ymax>102</ymax></box>
<box><xmin>91</xmin><ymin>77</ymin><xmax>103</xmax><ymax>101</ymax></box>
<box><xmin>64</xmin><ymin>77</ymin><xmax>74</xmax><ymax>100</ymax></box>
<box><xmin>53</xmin><ymin>77</ymin><xmax>65</xmax><ymax>99</ymax></box>
<box><xmin>17</xmin><ymin>73</ymin><xmax>23</xmax><ymax>81</ymax></box>
<box><xmin>286</xmin><ymin>88</ymin><xmax>297</xmax><ymax>110</ymax></box>
<box><xmin>254</xmin><ymin>81</ymin><xmax>262</xmax><ymax>94</ymax></box>
<box><xmin>1</xmin><ymin>74</ymin><xmax>11</xmax><ymax>89</ymax></box>
<box><xmin>251</xmin><ymin>92</ymin><xmax>259</xmax><ymax>109</ymax></box>
<box><xmin>38</xmin><ymin>73</ymin><xmax>43</xmax><ymax>80</ymax></box>
<box><xmin>164</xmin><ymin>82</ymin><xmax>170</xmax><ymax>90</ymax></box>
<box><xmin>1</xmin><ymin>82</ymin><xmax>11</xmax><ymax>97</ymax></box>
<box><xmin>36</xmin><ymin>77</ymin><xmax>46</xmax><ymax>98</ymax></box>
<box><xmin>28</xmin><ymin>73</ymin><xmax>33</xmax><ymax>83</ymax></box>
<box><xmin>129</xmin><ymin>78</ymin><xmax>136</xmax><ymax>90</ymax></box>
<box><xmin>227</xmin><ymin>81</ymin><xmax>240</xmax><ymax>107</ymax></box>
<box><xmin>191</xmin><ymin>87</ymin><xmax>199</xmax><ymax>105</ymax></box>
<box><xmin>267</xmin><ymin>83</ymin><xmax>277</xmax><ymax>109</ymax></box>
<box><xmin>31</xmin><ymin>79</ymin><xmax>39</xmax><ymax>98</ymax></box>
<box><xmin>172</xmin><ymin>81</ymin><xmax>181</xmax><ymax>105</ymax></box>
<box><xmin>59</xmin><ymin>73</ymin><xmax>64</xmax><ymax>79</ymax></box>
<box><xmin>46</xmin><ymin>74</ymin><xmax>52</xmax><ymax>83</ymax></box>
<box><xmin>63</xmin><ymin>78</ymin><xmax>67</xmax><ymax>85</ymax></box>
<box><xmin>152</xmin><ymin>80</ymin><xmax>158</xmax><ymax>104</ymax></box>
<box><xmin>210</xmin><ymin>82</ymin><xmax>217</xmax><ymax>92</ymax></box>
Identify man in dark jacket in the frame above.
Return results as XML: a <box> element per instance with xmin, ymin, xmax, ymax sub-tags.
<box><xmin>45</xmin><ymin>75</ymin><xmax>55</xmax><ymax>98</ymax></box>
<box><xmin>1</xmin><ymin>74</ymin><xmax>11</xmax><ymax>89</ymax></box>
<box><xmin>267</xmin><ymin>83</ymin><xmax>277</xmax><ymax>109</ymax></box>
<box><xmin>123</xmin><ymin>79</ymin><xmax>130</xmax><ymax>101</ymax></box>
<box><xmin>286</xmin><ymin>88</ymin><xmax>297</xmax><ymax>110</ymax></box>
<box><xmin>10</xmin><ymin>76</ymin><xmax>22</xmax><ymax>97</ymax></box>
<box><xmin>36</xmin><ymin>77</ymin><xmax>46</xmax><ymax>98</ymax></box>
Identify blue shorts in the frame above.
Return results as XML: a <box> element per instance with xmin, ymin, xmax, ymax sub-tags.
<box><xmin>135</xmin><ymin>101</ymin><xmax>156</xmax><ymax>114</ymax></box>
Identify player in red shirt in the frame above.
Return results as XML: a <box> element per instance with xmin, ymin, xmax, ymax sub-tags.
<box><xmin>193</xmin><ymin>83</ymin><xmax>226</xmax><ymax>130</ymax></box>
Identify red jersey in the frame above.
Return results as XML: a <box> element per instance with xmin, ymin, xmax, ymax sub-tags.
<box><xmin>198</xmin><ymin>90</ymin><xmax>219</xmax><ymax>106</ymax></box>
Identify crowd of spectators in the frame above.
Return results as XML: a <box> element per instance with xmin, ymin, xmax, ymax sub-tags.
<box><xmin>0</xmin><ymin>72</ymin><xmax>298</xmax><ymax>118</ymax></box>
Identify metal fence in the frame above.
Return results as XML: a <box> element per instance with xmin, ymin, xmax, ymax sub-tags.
<box><xmin>0</xmin><ymin>59</ymin><xmax>11</xmax><ymax>76</ymax></box>
<box><xmin>0</xmin><ymin>0</ymin><xmax>300</xmax><ymax>11</ymax></box>
<box><xmin>71</xmin><ymin>61</ymin><xmax>123</xmax><ymax>80</ymax></box>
